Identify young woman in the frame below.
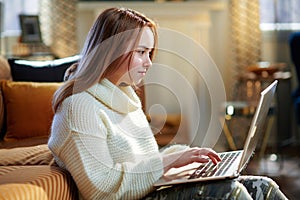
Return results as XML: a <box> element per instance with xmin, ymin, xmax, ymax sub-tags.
<box><xmin>48</xmin><ymin>8</ymin><xmax>287</xmax><ymax>200</ymax></box>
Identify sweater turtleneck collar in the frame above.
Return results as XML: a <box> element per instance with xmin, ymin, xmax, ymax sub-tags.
<box><xmin>86</xmin><ymin>79</ymin><xmax>141</xmax><ymax>114</ymax></box>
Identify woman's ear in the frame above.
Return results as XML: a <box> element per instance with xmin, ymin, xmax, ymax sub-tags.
<box><xmin>64</xmin><ymin>63</ymin><xmax>78</xmax><ymax>81</ymax></box>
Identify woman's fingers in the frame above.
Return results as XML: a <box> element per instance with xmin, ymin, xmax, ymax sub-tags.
<box><xmin>194</xmin><ymin>147</ymin><xmax>221</xmax><ymax>164</ymax></box>
<box><xmin>207</xmin><ymin>151</ymin><xmax>222</xmax><ymax>163</ymax></box>
<box><xmin>163</xmin><ymin>147</ymin><xmax>222</xmax><ymax>172</ymax></box>
<box><xmin>207</xmin><ymin>154</ymin><xmax>220</xmax><ymax>165</ymax></box>
<box><xmin>197</xmin><ymin>157</ymin><xmax>210</xmax><ymax>163</ymax></box>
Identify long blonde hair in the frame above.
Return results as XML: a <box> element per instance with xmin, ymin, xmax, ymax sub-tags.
<box><xmin>52</xmin><ymin>8</ymin><xmax>158</xmax><ymax>112</ymax></box>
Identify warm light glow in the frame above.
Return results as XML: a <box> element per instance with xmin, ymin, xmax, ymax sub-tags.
<box><xmin>269</xmin><ymin>154</ymin><xmax>278</xmax><ymax>161</ymax></box>
<box><xmin>226</xmin><ymin>105</ymin><xmax>234</xmax><ymax>116</ymax></box>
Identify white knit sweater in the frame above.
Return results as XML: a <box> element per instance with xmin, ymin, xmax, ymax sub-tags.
<box><xmin>48</xmin><ymin>79</ymin><xmax>164</xmax><ymax>200</ymax></box>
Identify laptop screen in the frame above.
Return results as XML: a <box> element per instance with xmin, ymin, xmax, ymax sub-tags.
<box><xmin>238</xmin><ymin>80</ymin><xmax>278</xmax><ymax>171</ymax></box>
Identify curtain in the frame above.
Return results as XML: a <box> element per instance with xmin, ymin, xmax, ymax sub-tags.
<box><xmin>229</xmin><ymin>0</ymin><xmax>262</xmax><ymax>100</ymax></box>
<box><xmin>39</xmin><ymin>0</ymin><xmax>78</xmax><ymax>58</ymax></box>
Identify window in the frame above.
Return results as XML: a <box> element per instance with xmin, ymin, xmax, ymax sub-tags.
<box><xmin>260</xmin><ymin>0</ymin><xmax>300</xmax><ymax>31</ymax></box>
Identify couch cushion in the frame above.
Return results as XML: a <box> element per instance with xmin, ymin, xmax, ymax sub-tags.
<box><xmin>8</xmin><ymin>55</ymin><xmax>80</xmax><ymax>82</ymax></box>
<box><xmin>0</xmin><ymin>183</ymin><xmax>48</xmax><ymax>200</ymax></box>
<box><xmin>0</xmin><ymin>144</ymin><xmax>53</xmax><ymax>165</ymax></box>
<box><xmin>0</xmin><ymin>165</ymin><xmax>78</xmax><ymax>200</ymax></box>
<box><xmin>0</xmin><ymin>137</ymin><xmax>49</xmax><ymax>149</ymax></box>
<box><xmin>0</xmin><ymin>81</ymin><xmax>61</xmax><ymax>140</ymax></box>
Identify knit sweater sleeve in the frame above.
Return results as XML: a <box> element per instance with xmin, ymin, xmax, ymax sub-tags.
<box><xmin>49</xmin><ymin>94</ymin><xmax>164</xmax><ymax>200</ymax></box>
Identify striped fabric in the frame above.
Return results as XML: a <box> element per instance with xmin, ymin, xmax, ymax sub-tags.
<box><xmin>0</xmin><ymin>137</ymin><xmax>49</xmax><ymax>149</ymax></box>
<box><xmin>0</xmin><ymin>183</ymin><xmax>48</xmax><ymax>200</ymax></box>
<box><xmin>0</xmin><ymin>165</ymin><xmax>78</xmax><ymax>200</ymax></box>
<box><xmin>0</xmin><ymin>144</ymin><xmax>53</xmax><ymax>166</ymax></box>
<box><xmin>0</xmin><ymin>145</ymin><xmax>78</xmax><ymax>199</ymax></box>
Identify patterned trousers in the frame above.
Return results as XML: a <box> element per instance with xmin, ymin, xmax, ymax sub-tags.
<box><xmin>143</xmin><ymin>176</ymin><xmax>288</xmax><ymax>200</ymax></box>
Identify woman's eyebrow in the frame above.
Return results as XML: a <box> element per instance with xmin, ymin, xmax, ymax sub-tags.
<box><xmin>137</xmin><ymin>45</ymin><xmax>153</xmax><ymax>50</ymax></box>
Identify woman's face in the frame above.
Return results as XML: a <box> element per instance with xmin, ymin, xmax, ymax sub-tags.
<box><xmin>107</xmin><ymin>27</ymin><xmax>155</xmax><ymax>86</ymax></box>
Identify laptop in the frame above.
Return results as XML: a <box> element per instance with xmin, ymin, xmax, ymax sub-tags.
<box><xmin>154</xmin><ymin>80</ymin><xmax>278</xmax><ymax>187</ymax></box>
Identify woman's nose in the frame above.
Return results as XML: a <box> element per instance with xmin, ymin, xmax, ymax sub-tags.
<box><xmin>144</xmin><ymin>55</ymin><xmax>152</xmax><ymax>68</ymax></box>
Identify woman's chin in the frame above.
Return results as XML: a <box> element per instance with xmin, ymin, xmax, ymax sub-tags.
<box><xmin>135</xmin><ymin>79</ymin><xmax>144</xmax><ymax>86</ymax></box>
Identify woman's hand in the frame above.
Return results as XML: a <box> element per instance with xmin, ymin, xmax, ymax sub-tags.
<box><xmin>162</xmin><ymin>147</ymin><xmax>221</xmax><ymax>173</ymax></box>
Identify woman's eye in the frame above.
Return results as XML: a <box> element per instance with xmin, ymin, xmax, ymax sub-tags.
<box><xmin>136</xmin><ymin>50</ymin><xmax>145</xmax><ymax>55</ymax></box>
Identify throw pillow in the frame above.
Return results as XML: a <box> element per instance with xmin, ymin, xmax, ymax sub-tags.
<box><xmin>0</xmin><ymin>80</ymin><xmax>62</xmax><ymax>140</ymax></box>
<box><xmin>8</xmin><ymin>55</ymin><xmax>80</xmax><ymax>82</ymax></box>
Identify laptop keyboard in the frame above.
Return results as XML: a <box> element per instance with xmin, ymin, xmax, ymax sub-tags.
<box><xmin>188</xmin><ymin>151</ymin><xmax>242</xmax><ymax>179</ymax></box>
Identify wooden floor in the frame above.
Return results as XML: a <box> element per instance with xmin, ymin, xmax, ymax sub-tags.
<box><xmin>245</xmin><ymin>145</ymin><xmax>300</xmax><ymax>199</ymax></box>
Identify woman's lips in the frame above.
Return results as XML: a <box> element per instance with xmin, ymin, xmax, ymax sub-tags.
<box><xmin>139</xmin><ymin>71</ymin><xmax>147</xmax><ymax>76</ymax></box>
